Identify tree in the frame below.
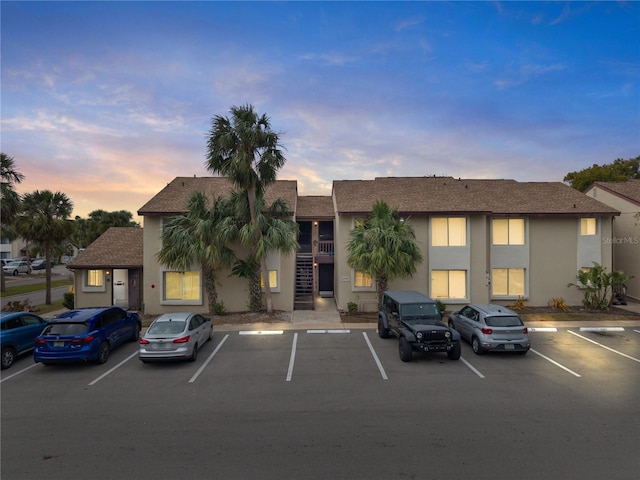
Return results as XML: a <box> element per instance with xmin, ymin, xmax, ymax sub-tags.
<box><xmin>15</xmin><ymin>190</ymin><xmax>74</xmax><ymax>304</ymax></box>
<box><xmin>70</xmin><ymin>209</ymin><xmax>138</xmax><ymax>251</ymax></box>
<box><xmin>347</xmin><ymin>200</ymin><xmax>423</xmax><ymax>306</ymax></box>
<box><xmin>0</xmin><ymin>153</ymin><xmax>25</xmax><ymax>292</ymax></box>
<box><xmin>227</xmin><ymin>191</ymin><xmax>299</xmax><ymax>312</ymax></box>
<box><xmin>564</xmin><ymin>156</ymin><xmax>639</xmax><ymax>192</ymax></box>
<box><xmin>157</xmin><ymin>191</ymin><xmax>236</xmax><ymax>315</ymax></box>
<box><xmin>568</xmin><ymin>262</ymin><xmax>633</xmax><ymax>310</ymax></box>
<box><xmin>205</xmin><ymin>104</ymin><xmax>287</xmax><ymax>313</ymax></box>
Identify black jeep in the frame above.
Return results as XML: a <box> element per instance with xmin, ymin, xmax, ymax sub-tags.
<box><xmin>378</xmin><ymin>290</ymin><xmax>461</xmax><ymax>362</ymax></box>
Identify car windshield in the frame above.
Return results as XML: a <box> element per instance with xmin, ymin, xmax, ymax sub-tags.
<box><xmin>485</xmin><ymin>315</ymin><xmax>523</xmax><ymax>327</ymax></box>
<box><xmin>147</xmin><ymin>320</ymin><xmax>186</xmax><ymax>335</ymax></box>
<box><xmin>44</xmin><ymin>322</ymin><xmax>89</xmax><ymax>336</ymax></box>
<box><xmin>401</xmin><ymin>304</ymin><xmax>440</xmax><ymax>322</ymax></box>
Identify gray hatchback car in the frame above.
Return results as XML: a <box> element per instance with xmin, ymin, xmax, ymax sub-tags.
<box><xmin>448</xmin><ymin>304</ymin><xmax>530</xmax><ymax>355</ymax></box>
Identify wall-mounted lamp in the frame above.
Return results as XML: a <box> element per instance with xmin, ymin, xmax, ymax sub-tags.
<box><xmin>314</xmin><ymin>221</ymin><xmax>318</xmax><ymax>226</ymax></box>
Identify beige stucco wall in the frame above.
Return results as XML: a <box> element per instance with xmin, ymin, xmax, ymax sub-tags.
<box><xmin>586</xmin><ymin>187</ymin><xmax>639</xmax><ymax>300</ymax></box>
<box><xmin>141</xmin><ymin>215</ymin><xmax>295</xmax><ymax>316</ymax></box>
<box><xmin>72</xmin><ymin>270</ymin><xmax>113</xmax><ymax>308</ymax></box>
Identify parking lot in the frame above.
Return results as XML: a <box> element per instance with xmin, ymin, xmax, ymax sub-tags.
<box><xmin>2</xmin><ymin>324</ymin><xmax>639</xmax><ymax>479</ymax></box>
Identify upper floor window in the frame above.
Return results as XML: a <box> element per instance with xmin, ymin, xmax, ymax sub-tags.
<box><xmin>163</xmin><ymin>271</ymin><xmax>200</xmax><ymax>301</ymax></box>
<box><xmin>431</xmin><ymin>217</ymin><xmax>466</xmax><ymax>246</ymax></box>
<box><xmin>492</xmin><ymin>219</ymin><xmax>525</xmax><ymax>245</ymax></box>
<box><xmin>580</xmin><ymin>218</ymin><xmax>596</xmax><ymax>236</ymax></box>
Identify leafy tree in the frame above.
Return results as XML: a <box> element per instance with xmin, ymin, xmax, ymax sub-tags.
<box><xmin>568</xmin><ymin>262</ymin><xmax>633</xmax><ymax>310</ymax></box>
<box><xmin>564</xmin><ymin>156</ymin><xmax>639</xmax><ymax>192</ymax></box>
<box><xmin>205</xmin><ymin>104</ymin><xmax>287</xmax><ymax>313</ymax></box>
<box><xmin>157</xmin><ymin>191</ymin><xmax>236</xmax><ymax>315</ymax></box>
<box><xmin>70</xmin><ymin>210</ymin><xmax>138</xmax><ymax>251</ymax></box>
<box><xmin>15</xmin><ymin>190</ymin><xmax>74</xmax><ymax>304</ymax></box>
<box><xmin>226</xmin><ymin>191</ymin><xmax>299</xmax><ymax>311</ymax></box>
<box><xmin>347</xmin><ymin>200</ymin><xmax>423</xmax><ymax>306</ymax></box>
<box><xmin>0</xmin><ymin>153</ymin><xmax>25</xmax><ymax>292</ymax></box>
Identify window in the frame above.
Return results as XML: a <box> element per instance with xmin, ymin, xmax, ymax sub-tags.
<box><xmin>432</xmin><ymin>217</ymin><xmax>466</xmax><ymax>246</ymax></box>
<box><xmin>354</xmin><ymin>271</ymin><xmax>372</xmax><ymax>288</ymax></box>
<box><xmin>431</xmin><ymin>270</ymin><xmax>466</xmax><ymax>299</ymax></box>
<box><xmin>492</xmin><ymin>268</ymin><xmax>525</xmax><ymax>296</ymax></box>
<box><xmin>86</xmin><ymin>270</ymin><xmax>104</xmax><ymax>287</ymax></box>
<box><xmin>492</xmin><ymin>219</ymin><xmax>525</xmax><ymax>245</ymax></box>
<box><xmin>581</xmin><ymin>218</ymin><xmax>596</xmax><ymax>235</ymax></box>
<box><xmin>260</xmin><ymin>270</ymin><xmax>279</xmax><ymax>289</ymax></box>
<box><xmin>163</xmin><ymin>271</ymin><xmax>200</xmax><ymax>301</ymax></box>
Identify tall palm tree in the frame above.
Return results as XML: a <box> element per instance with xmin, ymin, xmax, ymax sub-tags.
<box><xmin>157</xmin><ymin>191</ymin><xmax>236</xmax><ymax>315</ymax></box>
<box><xmin>205</xmin><ymin>104</ymin><xmax>286</xmax><ymax>313</ymax></box>
<box><xmin>347</xmin><ymin>200</ymin><xmax>423</xmax><ymax>305</ymax></box>
<box><xmin>15</xmin><ymin>190</ymin><xmax>74</xmax><ymax>304</ymax></box>
<box><xmin>0</xmin><ymin>153</ymin><xmax>25</xmax><ymax>292</ymax></box>
<box><xmin>227</xmin><ymin>191</ymin><xmax>299</xmax><ymax>311</ymax></box>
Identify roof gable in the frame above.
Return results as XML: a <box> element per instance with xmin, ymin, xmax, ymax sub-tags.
<box><xmin>67</xmin><ymin>227</ymin><xmax>143</xmax><ymax>269</ymax></box>
<box><xmin>589</xmin><ymin>179</ymin><xmax>640</xmax><ymax>206</ymax></box>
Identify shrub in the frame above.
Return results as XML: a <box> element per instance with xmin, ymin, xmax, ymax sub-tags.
<box><xmin>568</xmin><ymin>262</ymin><xmax>633</xmax><ymax>310</ymax></box>
<box><xmin>62</xmin><ymin>292</ymin><xmax>74</xmax><ymax>310</ymax></box>
<box><xmin>550</xmin><ymin>297</ymin><xmax>569</xmax><ymax>311</ymax></box>
<box><xmin>213</xmin><ymin>301</ymin><xmax>226</xmax><ymax>315</ymax></box>
<box><xmin>510</xmin><ymin>297</ymin><xmax>528</xmax><ymax>310</ymax></box>
<box><xmin>347</xmin><ymin>302</ymin><xmax>358</xmax><ymax>313</ymax></box>
<box><xmin>436</xmin><ymin>300</ymin><xmax>446</xmax><ymax>315</ymax></box>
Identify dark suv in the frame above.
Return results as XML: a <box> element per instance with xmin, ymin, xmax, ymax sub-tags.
<box><xmin>378</xmin><ymin>290</ymin><xmax>461</xmax><ymax>362</ymax></box>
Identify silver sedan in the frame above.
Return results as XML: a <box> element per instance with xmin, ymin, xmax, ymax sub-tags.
<box><xmin>138</xmin><ymin>312</ymin><xmax>213</xmax><ymax>363</ymax></box>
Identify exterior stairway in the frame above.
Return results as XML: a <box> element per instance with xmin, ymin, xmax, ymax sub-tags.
<box><xmin>294</xmin><ymin>254</ymin><xmax>314</xmax><ymax>310</ymax></box>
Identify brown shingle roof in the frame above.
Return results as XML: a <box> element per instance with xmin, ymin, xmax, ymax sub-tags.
<box><xmin>295</xmin><ymin>196</ymin><xmax>335</xmax><ymax>219</ymax></box>
<box><xmin>591</xmin><ymin>179</ymin><xmax>640</xmax><ymax>206</ymax></box>
<box><xmin>138</xmin><ymin>177</ymin><xmax>298</xmax><ymax>216</ymax></box>
<box><xmin>333</xmin><ymin>177</ymin><xmax>620</xmax><ymax>216</ymax></box>
<box><xmin>67</xmin><ymin>227</ymin><xmax>143</xmax><ymax>269</ymax></box>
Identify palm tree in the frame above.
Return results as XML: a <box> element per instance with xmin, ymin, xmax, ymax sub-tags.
<box><xmin>0</xmin><ymin>153</ymin><xmax>25</xmax><ymax>292</ymax></box>
<box><xmin>157</xmin><ymin>191</ymin><xmax>236</xmax><ymax>315</ymax></box>
<box><xmin>15</xmin><ymin>190</ymin><xmax>74</xmax><ymax>304</ymax></box>
<box><xmin>227</xmin><ymin>191</ymin><xmax>299</xmax><ymax>311</ymax></box>
<box><xmin>205</xmin><ymin>104</ymin><xmax>286</xmax><ymax>313</ymax></box>
<box><xmin>347</xmin><ymin>200</ymin><xmax>423</xmax><ymax>305</ymax></box>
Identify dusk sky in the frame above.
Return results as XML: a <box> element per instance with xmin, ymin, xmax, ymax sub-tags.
<box><xmin>2</xmin><ymin>1</ymin><xmax>638</xmax><ymax>224</ymax></box>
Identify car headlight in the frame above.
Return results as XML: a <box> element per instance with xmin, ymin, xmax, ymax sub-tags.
<box><xmin>445</xmin><ymin>331</ymin><xmax>451</xmax><ymax>338</ymax></box>
<box><xmin>416</xmin><ymin>332</ymin><xmax>423</xmax><ymax>339</ymax></box>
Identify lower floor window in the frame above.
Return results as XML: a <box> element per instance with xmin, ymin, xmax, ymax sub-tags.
<box><xmin>163</xmin><ymin>271</ymin><xmax>201</xmax><ymax>301</ymax></box>
<box><xmin>492</xmin><ymin>268</ymin><xmax>525</xmax><ymax>296</ymax></box>
<box><xmin>261</xmin><ymin>270</ymin><xmax>279</xmax><ymax>289</ymax></box>
<box><xmin>431</xmin><ymin>270</ymin><xmax>466</xmax><ymax>299</ymax></box>
<box><xmin>355</xmin><ymin>271</ymin><xmax>372</xmax><ymax>288</ymax></box>
<box><xmin>87</xmin><ymin>269</ymin><xmax>105</xmax><ymax>287</ymax></box>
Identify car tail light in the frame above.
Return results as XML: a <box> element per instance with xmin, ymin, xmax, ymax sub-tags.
<box><xmin>523</xmin><ymin>327</ymin><xmax>528</xmax><ymax>334</ymax></box>
<box><xmin>72</xmin><ymin>336</ymin><xmax>94</xmax><ymax>344</ymax></box>
<box><xmin>35</xmin><ymin>338</ymin><xmax>46</xmax><ymax>345</ymax></box>
<box><xmin>138</xmin><ymin>338</ymin><xmax>150</xmax><ymax>344</ymax></box>
<box><xmin>481</xmin><ymin>327</ymin><xmax>493</xmax><ymax>335</ymax></box>
<box><xmin>172</xmin><ymin>335</ymin><xmax>191</xmax><ymax>344</ymax></box>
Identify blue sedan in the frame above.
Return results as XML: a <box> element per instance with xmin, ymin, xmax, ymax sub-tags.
<box><xmin>34</xmin><ymin>307</ymin><xmax>141</xmax><ymax>365</ymax></box>
<box><xmin>1</xmin><ymin>312</ymin><xmax>49</xmax><ymax>369</ymax></box>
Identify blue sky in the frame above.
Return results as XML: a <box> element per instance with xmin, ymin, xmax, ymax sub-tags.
<box><xmin>2</xmin><ymin>1</ymin><xmax>638</xmax><ymax>223</ymax></box>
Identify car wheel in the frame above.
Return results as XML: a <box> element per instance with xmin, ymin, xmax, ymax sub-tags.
<box><xmin>448</xmin><ymin>320</ymin><xmax>455</xmax><ymax>329</ymax></box>
<box><xmin>471</xmin><ymin>337</ymin><xmax>484</xmax><ymax>355</ymax></box>
<box><xmin>208</xmin><ymin>328</ymin><xmax>213</xmax><ymax>341</ymax></box>
<box><xmin>447</xmin><ymin>342</ymin><xmax>461</xmax><ymax>360</ymax></box>
<box><xmin>189</xmin><ymin>344</ymin><xmax>198</xmax><ymax>362</ymax></box>
<box><xmin>399</xmin><ymin>337</ymin><xmax>413</xmax><ymax>362</ymax></box>
<box><xmin>11</xmin><ymin>270</ymin><xmax>18</xmax><ymax>276</ymax></box>
<box><xmin>1</xmin><ymin>347</ymin><xmax>16</xmax><ymax>370</ymax></box>
<box><xmin>378</xmin><ymin>318</ymin><xmax>390</xmax><ymax>339</ymax></box>
<box><xmin>130</xmin><ymin>324</ymin><xmax>141</xmax><ymax>342</ymax></box>
<box><xmin>96</xmin><ymin>341</ymin><xmax>110</xmax><ymax>364</ymax></box>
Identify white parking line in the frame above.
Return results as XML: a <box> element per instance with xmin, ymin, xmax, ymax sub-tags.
<box><xmin>286</xmin><ymin>333</ymin><xmax>298</xmax><ymax>382</ymax></box>
<box><xmin>528</xmin><ymin>327</ymin><xmax>557</xmax><ymax>332</ymax></box>
<box><xmin>189</xmin><ymin>334</ymin><xmax>229</xmax><ymax>383</ymax></box>
<box><xmin>530</xmin><ymin>348</ymin><xmax>581</xmax><ymax>377</ymax></box>
<box><xmin>579</xmin><ymin>327</ymin><xmax>625</xmax><ymax>332</ymax></box>
<box><xmin>362</xmin><ymin>332</ymin><xmax>388</xmax><ymax>380</ymax></box>
<box><xmin>568</xmin><ymin>330</ymin><xmax>640</xmax><ymax>363</ymax></box>
<box><xmin>307</xmin><ymin>329</ymin><xmax>351</xmax><ymax>334</ymax></box>
<box><xmin>239</xmin><ymin>330</ymin><xmax>284</xmax><ymax>335</ymax></box>
<box><xmin>460</xmin><ymin>356</ymin><xmax>485</xmax><ymax>378</ymax></box>
<box><xmin>634</xmin><ymin>329</ymin><xmax>640</xmax><ymax>334</ymax></box>
<box><xmin>88</xmin><ymin>351</ymin><xmax>138</xmax><ymax>386</ymax></box>
<box><xmin>0</xmin><ymin>362</ymin><xmax>39</xmax><ymax>383</ymax></box>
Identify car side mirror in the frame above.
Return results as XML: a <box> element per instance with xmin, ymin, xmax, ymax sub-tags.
<box><xmin>392</xmin><ymin>312</ymin><xmax>399</xmax><ymax>320</ymax></box>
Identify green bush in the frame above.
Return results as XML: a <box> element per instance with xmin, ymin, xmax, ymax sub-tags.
<box><xmin>213</xmin><ymin>301</ymin><xmax>226</xmax><ymax>315</ymax></box>
<box><xmin>347</xmin><ymin>302</ymin><xmax>358</xmax><ymax>313</ymax></box>
<box><xmin>62</xmin><ymin>292</ymin><xmax>74</xmax><ymax>310</ymax></box>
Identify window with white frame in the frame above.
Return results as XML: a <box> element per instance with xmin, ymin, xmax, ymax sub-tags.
<box><xmin>86</xmin><ymin>269</ymin><xmax>105</xmax><ymax>287</ymax></box>
<box><xmin>431</xmin><ymin>270</ymin><xmax>466</xmax><ymax>299</ymax></box>
<box><xmin>492</xmin><ymin>268</ymin><xmax>525</xmax><ymax>296</ymax></box>
<box><xmin>492</xmin><ymin>219</ymin><xmax>525</xmax><ymax>245</ymax></box>
<box><xmin>260</xmin><ymin>270</ymin><xmax>279</xmax><ymax>289</ymax></box>
<box><xmin>354</xmin><ymin>271</ymin><xmax>372</xmax><ymax>288</ymax></box>
<box><xmin>580</xmin><ymin>218</ymin><xmax>596</xmax><ymax>236</ymax></box>
<box><xmin>163</xmin><ymin>271</ymin><xmax>201</xmax><ymax>302</ymax></box>
<box><xmin>431</xmin><ymin>217</ymin><xmax>466</xmax><ymax>246</ymax></box>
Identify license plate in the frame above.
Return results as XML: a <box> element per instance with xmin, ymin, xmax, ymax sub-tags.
<box><xmin>505</xmin><ymin>344</ymin><xmax>514</xmax><ymax>350</ymax></box>
<box><xmin>152</xmin><ymin>342</ymin><xmax>170</xmax><ymax>350</ymax></box>
<box><xmin>53</xmin><ymin>341</ymin><xmax>65</xmax><ymax>347</ymax></box>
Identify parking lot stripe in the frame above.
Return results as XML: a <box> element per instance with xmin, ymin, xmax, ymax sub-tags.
<box><xmin>307</xmin><ymin>329</ymin><xmax>351</xmax><ymax>334</ymax></box>
<box><xmin>634</xmin><ymin>329</ymin><xmax>640</xmax><ymax>334</ymax></box>
<box><xmin>0</xmin><ymin>362</ymin><xmax>39</xmax><ymax>383</ymax></box>
<box><xmin>239</xmin><ymin>330</ymin><xmax>284</xmax><ymax>335</ymax></box>
<box><xmin>579</xmin><ymin>327</ymin><xmax>625</xmax><ymax>332</ymax></box>
<box><xmin>189</xmin><ymin>334</ymin><xmax>229</xmax><ymax>383</ymax></box>
<box><xmin>460</xmin><ymin>356</ymin><xmax>485</xmax><ymax>378</ymax></box>
<box><xmin>528</xmin><ymin>327</ymin><xmax>558</xmax><ymax>332</ymax></box>
<box><xmin>286</xmin><ymin>332</ymin><xmax>298</xmax><ymax>382</ymax></box>
<box><xmin>362</xmin><ymin>332</ymin><xmax>388</xmax><ymax>379</ymax></box>
<box><xmin>530</xmin><ymin>348</ymin><xmax>581</xmax><ymax>377</ymax></box>
<box><xmin>88</xmin><ymin>351</ymin><xmax>138</xmax><ymax>386</ymax></box>
<box><xmin>568</xmin><ymin>330</ymin><xmax>640</xmax><ymax>363</ymax></box>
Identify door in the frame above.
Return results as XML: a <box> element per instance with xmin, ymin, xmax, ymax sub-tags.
<box><xmin>318</xmin><ymin>264</ymin><xmax>334</xmax><ymax>296</ymax></box>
